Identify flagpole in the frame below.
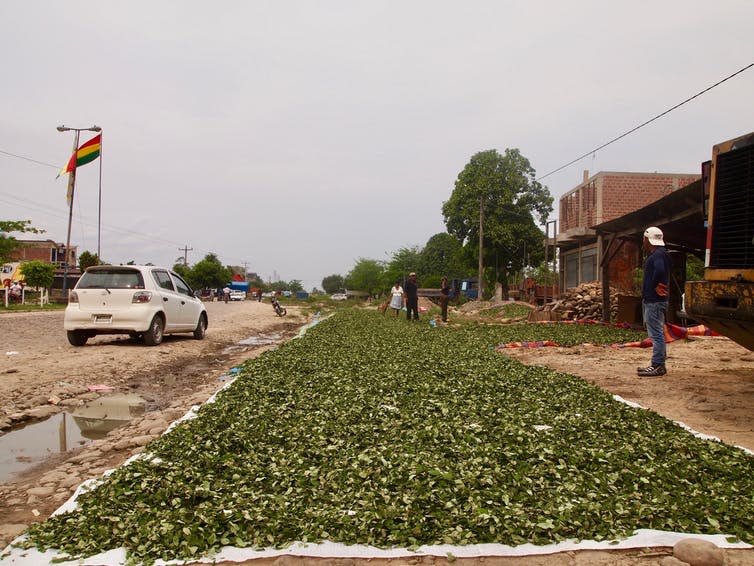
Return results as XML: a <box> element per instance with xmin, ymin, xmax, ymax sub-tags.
<box><xmin>97</xmin><ymin>130</ymin><xmax>103</xmax><ymax>259</ymax></box>
<box><xmin>57</xmin><ymin>124</ymin><xmax>102</xmax><ymax>296</ymax></box>
<box><xmin>63</xmin><ymin>130</ymin><xmax>80</xmax><ymax>295</ymax></box>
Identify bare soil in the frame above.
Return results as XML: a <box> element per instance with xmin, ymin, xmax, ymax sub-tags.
<box><xmin>1</xmin><ymin>302</ymin><xmax>753</xmax><ymax>565</ymax></box>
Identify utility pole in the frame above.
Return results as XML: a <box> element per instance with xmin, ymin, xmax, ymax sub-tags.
<box><xmin>242</xmin><ymin>261</ymin><xmax>249</xmax><ymax>280</ymax></box>
<box><xmin>477</xmin><ymin>196</ymin><xmax>484</xmax><ymax>301</ymax></box>
<box><xmin>178</xmin><ymin>245</ymin><xmax>193</xmax><ymax>266</ymax></box>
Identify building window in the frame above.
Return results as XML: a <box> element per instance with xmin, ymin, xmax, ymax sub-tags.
<box><xmin>580</xmin><ymin>247</ymin><xmax>597</xmax><ymax>283</ymax></box>
<box><xmin>565</xmin><ymin>253</ymin><xmax>579</xmax><ymax>289</ymax></box>
<box><xmin>563</xmin><ymin>246</ymin><xmax>598</xmax><ymax>288</ymax></box>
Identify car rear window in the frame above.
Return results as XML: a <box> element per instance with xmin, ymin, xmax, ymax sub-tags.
<box><xmin>77</xmin><ymin>269</ymin><xmax>145</xmax><ymax>289</ymax></box>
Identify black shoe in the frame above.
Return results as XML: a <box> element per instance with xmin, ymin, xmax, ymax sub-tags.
<box><xmin>637</xmin><ymin>365</ymin><xmax>667</xmax><ymax>377</ymax></box>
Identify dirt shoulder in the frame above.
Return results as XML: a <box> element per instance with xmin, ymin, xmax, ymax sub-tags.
<box><xmin>1</xmin><ymin>304</ymin><xmax>753</xmax><ymax>565</ymax></box>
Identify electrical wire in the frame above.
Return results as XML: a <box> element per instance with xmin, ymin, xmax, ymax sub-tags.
<box><xmin>537</xmin><ymin>62</ymin><xmax>754</xmax><ymax>181</ymax></box>
<box><xmin>0</xmin><ymin>149</ymin><xmax>58</xmax><ymax>169</ymax></box>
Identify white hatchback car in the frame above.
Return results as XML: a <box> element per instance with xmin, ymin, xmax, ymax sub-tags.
<box><xmin>64</xmin><ymin>265</ymin><xmax>208</xmax><ymax>347</ymax></box>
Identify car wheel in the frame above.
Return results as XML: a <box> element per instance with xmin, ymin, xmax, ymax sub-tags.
<box><xmin>193</xmin><ymin>313</ymin><xmax>207</xmax><ymax>340</ymax></box>
<box><xmin>143</xmin><ymin>315</ymin><xmax>165</xmax><ymax>346</ymax></box>
<box><xmin>67</xmin><ymin>330</ymin><xmax>90</xmax><ymax>347</ymax></box>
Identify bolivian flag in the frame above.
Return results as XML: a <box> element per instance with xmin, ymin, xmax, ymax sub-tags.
<box><xmin>57</xmin><ymin>134</ymin><xmax>101</xmax><ymax>178</ymax></box>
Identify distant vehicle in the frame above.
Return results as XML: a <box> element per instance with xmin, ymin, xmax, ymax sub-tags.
<box><xmin>64</xmin><ymin>265</ymin><xmax>208</xmax><ymax>347</ymax></box>
<box><xmin>331</xmin><ymin>290</ymin><xmax>348</xmax><ymax>301</ymax></box>
<box><xmin>229</xmin><ymin>290</ymin><xmax>246</xmax><ymax>301</ymax></box>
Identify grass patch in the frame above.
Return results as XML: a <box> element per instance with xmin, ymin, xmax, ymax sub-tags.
<box><xmin>25</xmin><ymin>310</ymin><xmax>754</xmax><ymax>564</ymax></box>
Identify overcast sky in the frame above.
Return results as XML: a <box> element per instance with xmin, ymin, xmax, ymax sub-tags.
<box><xmin>2</xmin><ymin>1</ymin><xmax>753</xmax><ymax>291</ymax></box>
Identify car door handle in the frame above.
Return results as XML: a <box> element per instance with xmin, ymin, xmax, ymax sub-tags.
<box><xmin>181</xmin><ymin>300</ymin><xmax>186</xmax><ymax>305</ymax></box>
<box><xmin>163</xmin><ymin>297</ymin><xmax>168</xmax><ymax>302</ymax></box>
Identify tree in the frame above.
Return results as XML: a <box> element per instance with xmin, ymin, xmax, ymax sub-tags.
<box><xmin>78</xmin><ymin>251</ymin><xmax>100</xmax><ymax>271</ymax></box>
<box><xmin>419</xmin><ymin>233</ymin><xmax>468</xmax><ymax>285</ymax></box>
<box><xmin>383</xmin><ymin>247</ymin><xmax>421</xmax><ymax>289</ymax></box>
<box><xmin>287</xmin><ymin>280</ymin><xmax>304</xmax><ymax>292</ymax></box>
<box><xmin>172</xmin><ymin>262</ymin><xmax>190</xmax><ymax>279</ymax></box>
<box><xmin>187</xmin><ymin>253</ymin><xmax>231</xmax><ymax>290</ymax></box>
<box><xmin>21</xmin><ymin>260</ymin><xmax>55</xmax><ymax>305</ymax></box>
<box><xmin>0</xmin><ymin>220</ymin><xmax>44</xmax><ymax>263</ymax></box>
<box><xmin>442</xmin><ymin>148</ymin><xmax>553</xmax><ymax>298</ymax></box>
<box><xmin>346</xmin><ymin>258</ymin><xmax>385</xmax><ymax>296</ymax></box>
<box><xmin>321</xmin><ymin>274</ymin><xmax>345</xmax><ymax>294</ymax></box>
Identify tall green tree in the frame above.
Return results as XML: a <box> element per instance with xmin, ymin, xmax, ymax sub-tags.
<box><xmin>321</xmin><ymin>274</ymin><xmax>345</xmax><ymax>294</ymax></box>
<box><xmin>442</xmin><ymin>148</ymin><xmax>553</xmax><ymax>296</ymax></box>
<box><xmin>0</xmin><ymin>220</ymin><xmax>44</xmax><ymax>262</ymax></box>
<box><xmin>346</xmin><ymin>258</ymin><xmax>384</xmax><ymax>296</ymax></box>
<box><xmin>187</xmin><ymin>253</ymin><xmax>230</xmax><ymax>290</ymax></box>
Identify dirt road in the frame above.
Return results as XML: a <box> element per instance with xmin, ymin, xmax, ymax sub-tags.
<box><xmin>1</xmin><ymin>302</ymin><xmax>753</xmax><ymax>565</ymax></box>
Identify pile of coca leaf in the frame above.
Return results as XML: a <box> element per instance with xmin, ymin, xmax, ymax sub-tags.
<box><xmin>25</xmin><ymin>311</ymin><xmax>753</xmax><ymax>564</ymax></box>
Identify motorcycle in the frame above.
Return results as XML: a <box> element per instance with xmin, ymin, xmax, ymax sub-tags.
<box><xmin>270</xmin><ymin>296</ymin><xmax>287</xmax><ymax>317</ymax></box>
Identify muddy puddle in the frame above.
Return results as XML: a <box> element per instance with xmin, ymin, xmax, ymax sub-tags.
<box><xmin>0</xmin><ymin>393</ymin><xmax>146</xmax><ymax>483</ymax></box>
<box><xmin>222</xmin><ymin>332</ymin><xmax>282</xmax><ymax>354</ymax></box>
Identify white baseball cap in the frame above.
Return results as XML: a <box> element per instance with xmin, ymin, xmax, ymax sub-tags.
<box><xmin>644</xmin><ymin>226</ymin><xmax>665</xmax><ymax>246</ymax></box>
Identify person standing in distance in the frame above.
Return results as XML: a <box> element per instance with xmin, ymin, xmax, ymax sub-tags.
<box><xmin>388</xmin><ymin>280</ymin><xmax>404</xmax><ymax>316</ymax></box>
<box><xmin>439</xmin><ymin>276</ymin><xmax>450</xmax><ymax>323</ymax></box>
<box><xmin>638</xmin><ymin>226</ymin><xmax>671</xmax><ymax>377</ymax></box>
<box><xmin>404</xmin><ymin>272</ymin><xmax>419</xmax><ymax>321</ymax></box>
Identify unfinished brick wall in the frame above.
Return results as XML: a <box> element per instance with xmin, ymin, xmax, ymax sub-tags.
<box><xmin>600</xmin><ymin>174</ymin><xmax>698</xmax><ymax>224</ymax></box>
<box><xmin>559</xmin><ymin>173</ymin><xmax>699</xmax><ymax>233</ymax></box>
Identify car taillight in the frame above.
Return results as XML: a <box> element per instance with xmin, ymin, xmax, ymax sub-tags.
<box><xmin>132</xmin><ymin>291</ymin><xmax>153</xmax><ymax>304</ymax></box>
<box><xmin>69</xmin><ymin>291</ymin><xmax>79</xmax><ymax>303</ymax></box>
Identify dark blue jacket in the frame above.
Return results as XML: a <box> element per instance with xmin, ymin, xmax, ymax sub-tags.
<box><xmin>642</xmin><ymin>247</ymin><xmax>671</xmax><ymax>303</ymax></box>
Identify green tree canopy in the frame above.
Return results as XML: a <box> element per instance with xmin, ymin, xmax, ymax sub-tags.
<box><xmin>383</xmin><ymin>247</ymin><xmax>421</xmax><ymax>289</ymax></box>
<box><xmin>442</xmin><ymin>148</ymin><xmax>553</xmax><ymax>293</ymax></box>
<box><xmin>187</xmin><ymin>253</ymin><xmax>231</xmax><ymax>290</ymax></box>
<box><xmin>0</xmin><ymin>220</ymin><xmax>44</xmax><ymax>263</ymax></box>
<box><xmin>321</xmin><ymin>274</ymin><xmax>345</xmax><ymax>294</ymax></box>
<box><xmin>21</xmin><ymin>260</ymin><xmax>55</xmax><ymax>304</ymax></box>
<box><xmin>346</xmin><ymin>258</ymin><xmax>385</xmax><ymax>296</ymax></box>
<box><xmin>172</xmin><ymin>262</ymin><xmax>190</xmax><ymax>279</ymax></box>
<box><xmin>78</xmin><ymin>251</ymin><xmax>100</xmax><ymax>271</ymax></box>
<box><xmin>287</xmin><ymin>280</ymin><xmax>304</xmax><ymax>293</ymax></box>
<box><xmin>419</xmin><ymin>233</ymin><xmax>469</xmax><ymax>286</ymax></box>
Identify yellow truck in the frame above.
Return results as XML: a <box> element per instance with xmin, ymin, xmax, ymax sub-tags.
<box><xmin>685</xmin><ymin>131</ymin><xmax>754</xmax><ymax>351</ymax></box>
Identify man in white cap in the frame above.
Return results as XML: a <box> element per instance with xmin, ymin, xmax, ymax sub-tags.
<box><xmin>638</xmin><ymin>226</ymin><xmax>671</xmax><ymax>377</ymax></box>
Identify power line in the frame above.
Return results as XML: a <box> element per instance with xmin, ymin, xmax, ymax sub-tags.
<box><xmin>0</xmin><ymin>149</ymin><xmax>58</xmax><ymax>169</ymax></box>
<box><xmin>537</xmin><ymin>62</ymin><xmax>754</xmax><ymax>181</ymax></box>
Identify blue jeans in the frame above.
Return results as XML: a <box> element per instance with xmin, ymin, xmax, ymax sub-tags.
<box><xmin>643</xmin><ymin>300</ymin><xmax>668</xmax><ymax>366</ymax></box>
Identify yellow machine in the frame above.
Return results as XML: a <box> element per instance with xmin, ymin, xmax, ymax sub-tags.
<box><xmin>685</xmin><ymin>131</ymin><xmax>754</xmax><ymax>351</ymax></box>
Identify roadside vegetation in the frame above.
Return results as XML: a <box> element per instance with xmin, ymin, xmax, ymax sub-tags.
<box><xmin>23</xmin><ymin>310</ymin><xmax>753</xmax><ymax>564</ymax></box>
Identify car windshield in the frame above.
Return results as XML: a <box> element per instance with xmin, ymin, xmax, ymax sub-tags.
<box><xmin>77</xmin><ymin>269</ymin><xmax>145</xmax><ymax>289</ymax></box>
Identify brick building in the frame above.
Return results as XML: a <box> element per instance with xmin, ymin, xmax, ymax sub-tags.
<box><xmin>557</xmin><ymin>171</ymin><xmax>699</xmax><ymax>292</ymax></box>
<box><xmin>9</xmin><ymin>239</ymin><xmax>77</xmax><ymax>268</ymax></box>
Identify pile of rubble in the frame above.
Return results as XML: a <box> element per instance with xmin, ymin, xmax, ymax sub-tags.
<box><xmin>529</xmin><ymin>282</ymin><xmax>624</xmax><ymax>321</ymax></box>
